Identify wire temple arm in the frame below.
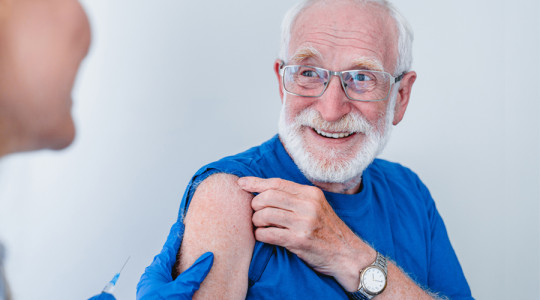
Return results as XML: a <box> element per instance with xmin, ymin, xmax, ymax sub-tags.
<box><xmin>395</xmin><ymin>72</ymin><xmax>405</xmax><ymax>83</ymax></box>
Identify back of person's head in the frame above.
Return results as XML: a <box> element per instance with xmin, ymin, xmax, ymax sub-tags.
<box><xmin>0</xmin><ymin>0</ymin><xmax>91</xmax><ymax>157</ymax></box>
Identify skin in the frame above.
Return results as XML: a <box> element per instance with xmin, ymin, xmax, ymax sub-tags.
<box><xmin>0</xmin><ymin>1</ymin><xmax>90</xmax><ymax>299</ymax></box>
<box><xmin>178</xmin><ymin>174</ymin><xmax>254</xmax><ymax>299</ymax></box>
<box><xmin>177</xmin><ymin>1</ymin><xmax>441</xmax><ymax>299</ymax></box>
<box><xmin>275</xmin><ymin>0</ymin><xmax>415</xmax><ymax>195</ymax></box>
<box><xmin>0</xmin><ymin>0</ymin><xmax>91</xmax><ymax>157</ymax></box>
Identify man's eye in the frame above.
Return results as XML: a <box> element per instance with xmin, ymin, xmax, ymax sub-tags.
<box><xmin>352</xmin><ymin>73</ymin><xmax>372</xmax><ymax>82</ymax></box>
<box><xmin>300</xmin><ymin>70</ymin><xmax>319</xmax><ymax>78</ymax></box>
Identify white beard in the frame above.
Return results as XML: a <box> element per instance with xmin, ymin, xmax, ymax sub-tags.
<box><xmin>278</xmin><ymin>92</ymin><xmax>396</xmax><ymax>185</ymax></box>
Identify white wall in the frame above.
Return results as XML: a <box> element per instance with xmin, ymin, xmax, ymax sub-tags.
<box><xmin>0</xmin><ymin>0</ymin><xmax>538</xmax><ymax>299</ymax></box>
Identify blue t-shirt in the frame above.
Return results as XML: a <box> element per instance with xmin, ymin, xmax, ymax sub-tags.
<box><xmin>178</xmin><ymin>135</ymin><xmax>473</xmax><ymax>299</ymax></box>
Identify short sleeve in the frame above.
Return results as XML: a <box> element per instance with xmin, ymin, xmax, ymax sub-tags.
<box><xmin>420</xmin><ymin>181</ymin><xmax>474</xmax><ymax>299</ymax></box>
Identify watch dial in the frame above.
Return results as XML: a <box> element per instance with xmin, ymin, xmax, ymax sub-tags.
<box><xmin>362</xmin><ymin>267</ymin><xmax>386</xmax><ymax>293</ymax></box>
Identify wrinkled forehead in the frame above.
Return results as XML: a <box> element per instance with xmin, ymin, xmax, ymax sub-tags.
<box><xmin>289</xmin><ymin>1</ymin><xmax>398</xmax><ymax>73</ymax></box>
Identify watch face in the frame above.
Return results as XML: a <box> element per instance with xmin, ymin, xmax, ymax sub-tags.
<box><xmin>362</xmin><ymin>267</ymin><xmax>386</xmax><ymax>294</ymax></box>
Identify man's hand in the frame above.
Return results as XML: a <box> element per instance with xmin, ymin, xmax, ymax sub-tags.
<box><xmin>238</xmin><ymin>176</ymin><xmax>375</xmax><ymax>291</ymax></box>
<box><xmin>136</xmin><ymin>222</ymin><xmax>214</xmax><ymax>300</ymax></box>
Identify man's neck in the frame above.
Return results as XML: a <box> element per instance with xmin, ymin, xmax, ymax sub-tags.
<box><xmin>311</xmin><ymin>175</ymin><xmax>363</xmax><ymax>195</ymax></box>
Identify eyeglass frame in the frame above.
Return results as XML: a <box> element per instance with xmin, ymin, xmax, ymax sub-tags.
<box><xmin>278</xmin><ymin>60</ymin><xmax>405</xmax><ymax>102</ymax></box>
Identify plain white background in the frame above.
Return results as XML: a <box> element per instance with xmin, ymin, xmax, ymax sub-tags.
<box><xmin>0</xmin><ymin>0</ymin><xmax>538</xmax><ymax>299</ymax></box>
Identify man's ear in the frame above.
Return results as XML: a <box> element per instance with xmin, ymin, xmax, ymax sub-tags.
<box><xmin>274</xmin><ymin>59</ymin><xmax>284</xmax><ymax>103</ymax></box>
<box><xmin>392</xmin><ymin>71</ymin><xmax>417</xmax><ymax>125</ymax></box>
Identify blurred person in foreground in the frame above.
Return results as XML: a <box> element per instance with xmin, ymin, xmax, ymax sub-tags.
<box><xmin>0</xmin><ymin>0</ymin><xmax>90</xmax><ymax>298</ymax></box>
<box><xmin>0</xmin><ymin>0</ymin><xmax>90</xmax><ymax>157</ymax></box>
<box><xmin>138</xmin><ymin>0</ymin><xmax>474</xmax><ymax>299</ymax></box>
<box><xmin>0</xmin><ymin>1</ymin><xmax>212</xmax><ymax>299</ymax></box>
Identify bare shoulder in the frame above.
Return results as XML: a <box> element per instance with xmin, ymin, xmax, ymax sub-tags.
<box><xmin>178</xmin><ymin>173</ymin><xmax>255</xmax><ymax>299</ymax></box>
<box><xmin>182</xmin><ymin>173</ymin><xmax>254</xmax><ymax>222</ymax></box>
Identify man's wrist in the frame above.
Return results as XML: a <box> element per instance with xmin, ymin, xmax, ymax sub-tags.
<box><xmin>334</xmin><ymin>234</ymin><xmax>378</xmax><ymax>292</ymax></box>
<box><xmin>348</xmin><ymin>252</ymin><xmax>388</xmax><ymax>299</ymax></box>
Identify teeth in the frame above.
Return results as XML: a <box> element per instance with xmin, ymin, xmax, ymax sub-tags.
<box><xmin>314</xmin><ymin>128</ymin><xmax>354</xmax><ymax>139</ymax></box>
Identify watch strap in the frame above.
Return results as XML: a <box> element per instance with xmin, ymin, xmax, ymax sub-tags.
<box><xmin>347</xmin><ymin>252</ymin><xmax>387</xmax><ymax>300</ymax></box>
<box><xmin>348</xmin><ymin>290</ymin><xmax>371</xmax><ymax>300</ymax></box>
<box><xmin>373</xmin><ymin>252</ymin><xmax>387</xmax><ymax>275</ymax></box>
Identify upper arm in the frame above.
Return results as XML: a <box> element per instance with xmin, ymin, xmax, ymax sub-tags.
<box><xmin>426</xmin><ymin>202</ymin><xmax>472</xmax><ymax>298</ymax></box>
<box><xmin>416</xmin><ymin>179</ymin><xmax>472</xmax><ymax>298</ymax></box>
<box><xmin>177</xmin><ymin>173</ymin><xmax>255</xmax><ymax>299</ymax></box>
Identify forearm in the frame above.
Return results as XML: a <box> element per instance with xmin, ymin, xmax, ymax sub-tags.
<box><xmin>377</xmin><ymin>262</ymin><xmax>442</xmax><ymax>299</ymax></box>
<box><xmin>238</xmin><ymin>177</ymin><xmax>450</xmax><ymax>298</ymax></box>
<box><xmin>333</xmin><ymin>231</ymin><xmax>443</xmax><ymax>299</ymax></box>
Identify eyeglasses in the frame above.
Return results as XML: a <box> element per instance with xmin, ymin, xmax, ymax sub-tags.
<box><xmin>279</xmin><ymin>61</ymin><xmax>404</xmax><ymax>102</ymax></box>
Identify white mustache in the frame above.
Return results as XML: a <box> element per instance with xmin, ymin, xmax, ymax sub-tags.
<box><xmin>294</xmin><ymin>107</ymin><xmax>374</xmax><ymax>134</ymax></box>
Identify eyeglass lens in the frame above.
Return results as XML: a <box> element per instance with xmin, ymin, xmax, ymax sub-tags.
<box><xmin>283</xmin><ymin>65</ymin><xmax>393</xmax><ymax>101</ymax></box>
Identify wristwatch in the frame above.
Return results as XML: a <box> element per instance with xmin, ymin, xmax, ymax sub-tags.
<box><xmin>348</xmin><ymin>252</ymin><xmax>387</xmax><ymax>300</ymax></box>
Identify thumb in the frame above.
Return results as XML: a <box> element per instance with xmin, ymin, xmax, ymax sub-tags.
<box><xmin>175</xmin><ymin>252</ymin><xmax>214</xmax><ymax>286</ymax></box>
<box><xmin>164</xmin><ymin>252</ymin><xmax>214</xmax><ymax>298</ymax></box>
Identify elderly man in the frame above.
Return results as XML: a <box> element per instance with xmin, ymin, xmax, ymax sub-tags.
<box><xmin>138</xmin><ymin>0</ymin><xmax>473</xmax><ymax>299</ymax></box>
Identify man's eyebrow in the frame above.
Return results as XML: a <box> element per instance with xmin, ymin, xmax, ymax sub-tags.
<box><xmin>289</xmin><ymin>46</ymin><xmax>323</xmax><ymax>64</ymax></box>
<box><xmin>350</xmin><ymin>57</ymin><xmax>385</xmax><ymax>72</ymax></box>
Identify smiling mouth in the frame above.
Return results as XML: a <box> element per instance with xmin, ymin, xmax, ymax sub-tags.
<box><xmin>313</xmin><ymin>128</ymin><xmax>355</xmax><ymax>139</ymax></box>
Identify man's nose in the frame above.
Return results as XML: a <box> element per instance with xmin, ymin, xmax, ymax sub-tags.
<box><xmin>315</xmin><ymin>76</ymin><xmax>351</xmax><ymax>123</ymax></box>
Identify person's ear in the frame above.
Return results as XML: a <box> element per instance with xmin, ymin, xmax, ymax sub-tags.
<box><xmin>392</xmin><ymin>71</ymin><xmax>417</xmax><ymax>125</ymax></box>
<box><xmin>274</xmin><ymin>59</ymin><xmax>284</xmax><ymax>103</ymax></box>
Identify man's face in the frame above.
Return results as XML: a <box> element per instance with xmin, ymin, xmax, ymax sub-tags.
<box><xmin>0</xmin><ymin>0</ymin><xmax>91</xmax><ymax>153</ymax></box>
<box><xmin>276</xmin><ymin>1</ymin><xmax>411</xmax><ymax>185</ymax></box>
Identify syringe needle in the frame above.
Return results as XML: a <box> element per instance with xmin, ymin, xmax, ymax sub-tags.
<box><xmin>118</xmin><ymin>256</ymin><xmax>130</xmax><ymax>275</ymax></box>
<box><xmin>102</xmin><ymin>256</ymin><xmax>131</xmax><ymax>293</ymax></box>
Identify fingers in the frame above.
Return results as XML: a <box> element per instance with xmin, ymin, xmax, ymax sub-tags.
<box><xmin>165</xmin><ymin>222</ymin><xmax>184</xmax><ymax>251</ymax></box>
<box><xmin>251</xmin><ymin>189</ymin><xmax>296</xmax><ymax>212</ymax></box>
<box><xmin>238</xmin><ymin>176</ymin><xmax>303</xmax><ymax>194</ymax></box>
<box><xmin>179</xmin><ymin>252</ymin><xmax>214</xmax><ymax>284</ymax></box>
<box><xmin>88</xmin><ymin>292</ymin><xmax>115</xmax><ymax>300</ymax></box>
<box><xmin>169</xmin><ymin>252</ymin><xmax>214</xmax><ymax>297</ymax></box>
<box><xmin>158</xmin><ymin>222</ymin><xmax>185</xmax><ymax>269</ymax></box>
<box><xmin>252</xmin><ymin>206</ymin><xmax>293</xmax><ymax>228</ymax></box>
<box><xmin>254</xmin><ymin>226</ymin><xmax>289</xmax><ymax>247</ymax></box>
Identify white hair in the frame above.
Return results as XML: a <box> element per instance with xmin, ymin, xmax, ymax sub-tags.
<box><xmin>278</xmin><ymin>0</ymin><xmax>414</xmax><ymax>76</ymax></box>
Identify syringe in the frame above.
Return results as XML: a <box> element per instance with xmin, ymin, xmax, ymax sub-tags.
<box><xmin>102</xmin><ymin>256</ymin><xmax>130</xmax><ymax>294</ymax></box>
<box><xmin>88</xmin><ymin>256</ymin><xmax>130</xmax><ymax>300</ymax></box>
